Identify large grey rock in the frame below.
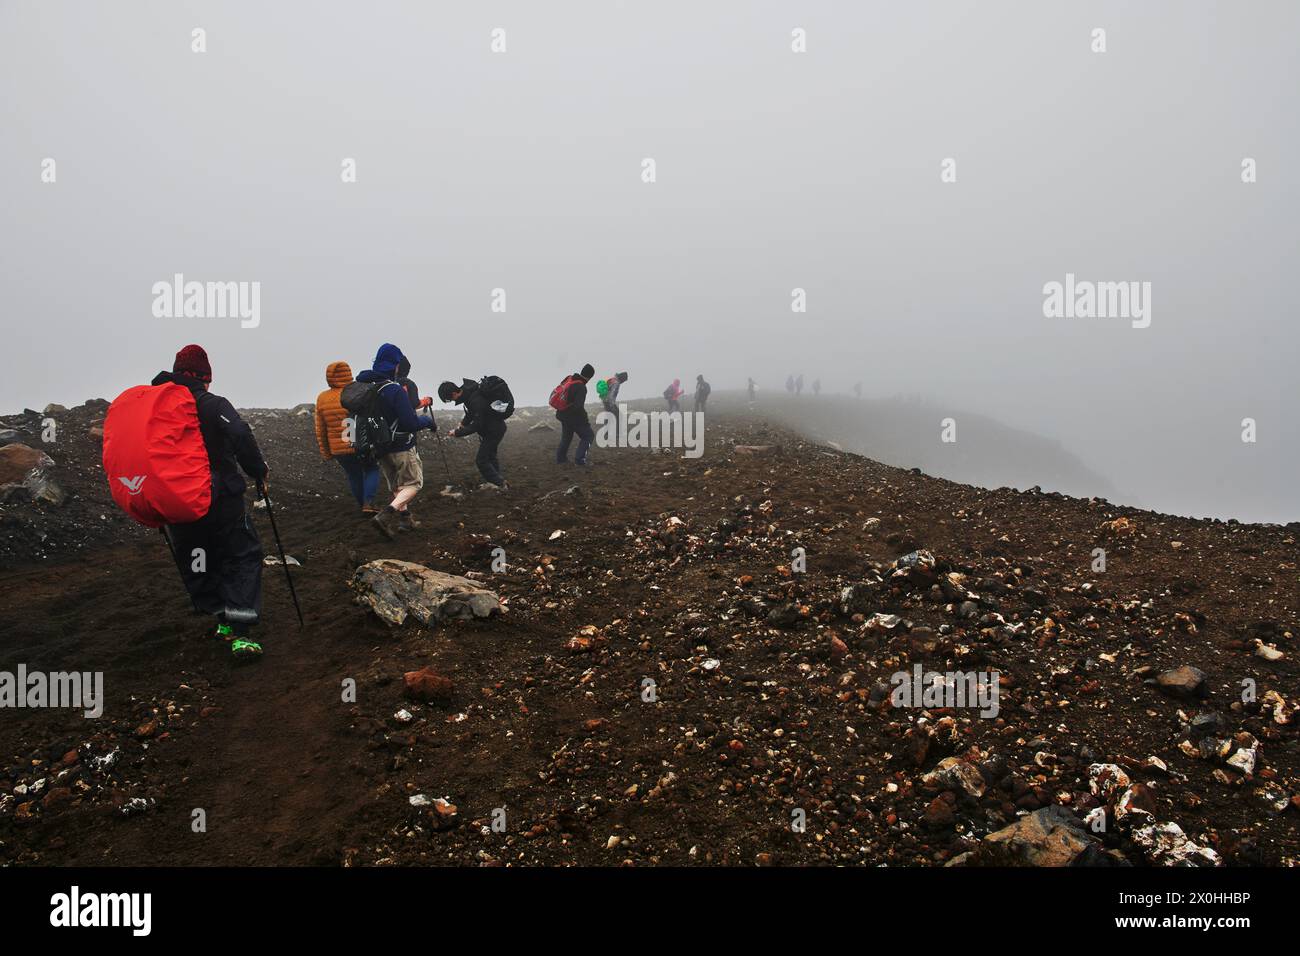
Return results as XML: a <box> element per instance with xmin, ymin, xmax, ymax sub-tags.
<box><xmin>976</xmin><ymin>805</ymin><xmax>1095</xmax><ymax>866</ymax></box>
<box><xmin>351</xmin><ymin>559</ymin><xmax>501</xmax><ymax>627</ymax></box>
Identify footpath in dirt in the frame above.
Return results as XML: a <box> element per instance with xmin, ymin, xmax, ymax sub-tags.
<box><xmin>0</xmin><ymin>395</ymin><xmax>1296</xmax><ymax>866</ymax></box>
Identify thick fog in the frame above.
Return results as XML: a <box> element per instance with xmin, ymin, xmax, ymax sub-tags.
<box><xmin>3</xmin><ymin>1</ymin><xmax>1297</xmax><ymax>523</ymax></box>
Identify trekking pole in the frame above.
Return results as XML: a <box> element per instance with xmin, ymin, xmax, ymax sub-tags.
<box><xmin>431</xmin><ymin>419</ymin><xmax>454</xmax><ymax>484</ymax></box>
<box><xmin>258</xmin><ymin>482</ymin><xmax>304</xmax><ymax>628</ymax></box>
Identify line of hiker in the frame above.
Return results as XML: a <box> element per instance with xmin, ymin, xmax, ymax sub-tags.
<box><xmin>101</xmin><ymin>345</ymin><xmax>729</xmax><ymax>663</ymax></box>
<box><xmin>315</xmin><ymin>344</ymin><xmax>519</xmax><ymax>538</ymax></box>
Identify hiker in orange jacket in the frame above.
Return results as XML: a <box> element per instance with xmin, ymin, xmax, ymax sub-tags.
<box><xmin>315</xmin><ymin>361</ymin><xmax>379</xmax><ymax>513</ymax></box>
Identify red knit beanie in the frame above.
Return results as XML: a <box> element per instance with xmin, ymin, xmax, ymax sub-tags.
<box><xmin>174</xmin><ymin>344</ymin><xmax>212</xmax><ymax>383</ymax></box>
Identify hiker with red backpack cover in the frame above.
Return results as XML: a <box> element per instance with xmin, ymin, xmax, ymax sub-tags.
<box><xmin>103</xmin><ymin>345</ymin><xmax>269</xmax><ymax>660</ymax></box>
<box><xmin>550</xmin><ymin>363</ymin><xmax>596</xmax><ymax>466</ymax></box>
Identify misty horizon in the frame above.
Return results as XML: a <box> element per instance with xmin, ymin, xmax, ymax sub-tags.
<box><xmin>3</xmin><ymin>1</ymin><xmax>1296</xmax><ymax>524</ymax></box>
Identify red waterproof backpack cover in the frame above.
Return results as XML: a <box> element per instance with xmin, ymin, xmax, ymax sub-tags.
<box><xmin>102</xmin><ymin>383</ymin><xmax>212</xmax><ymax>528</ymax></box>
<box><xmin>549</xmin><ymin>374</ymin><xmax>582</xmax><ymax>411</ymax></box>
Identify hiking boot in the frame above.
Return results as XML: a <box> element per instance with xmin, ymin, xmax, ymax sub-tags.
<box><xmin>373</xmin><ymin>506</ymin><xmax>402</xmax><ymax>539</ymax></box>
<box><xmin>398</xmin><ymin>510</ymin><xmax>421</xmax><ymax>531</ymax></box>
<box><xmin>361</xmin><ymin>501</ymin><xmax>380</xmax><ymax>515</ymax></box>
<box><xmin>231</xmin><ymin>638</ymin><xmax>263</xmax><ymax>661</ymax></box>
<box><xmin>214</xmin><ymin>623</ymin><xmax>235</xmax><ymax>642</ymax></box>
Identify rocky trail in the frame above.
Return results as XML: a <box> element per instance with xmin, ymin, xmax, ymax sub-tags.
<box><xmin>0</xmin><ymin>396</ymin><xmax>1297</xmax><ymax>866</ymax></box>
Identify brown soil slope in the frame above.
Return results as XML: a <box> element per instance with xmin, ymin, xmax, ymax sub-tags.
<box><xmin>0</xmin><ymin>398</ymin><xmax>1296</xmax><ymax>866</ymax></box>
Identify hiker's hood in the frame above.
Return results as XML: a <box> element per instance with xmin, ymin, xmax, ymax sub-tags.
<box><xmin>397</xmin><ymin>356</ymin><xmax>412</xmax><ymax>379</ymax></box>
<box><xmin>372</xmin><ymin>343</ymin><xmax>404</xmax><ymax>376</ymax></box>
<box><xmin>326</xmin><ymin>361</ymin><xmax>353</xmax><ymax>388</ymax></box>
<box><xmin>456</xmin><ymin>377</ymin><xmax>477</xmax><ymax>404</ymax></box>
<box><xmin>672</xmin><ymin>379</ymin><xmax>680</xmax><ymax>387</ymax></box>
<box><xmin>151</xmin><ymin>370</ymin><xmax>207</xmax><ymax>392</ymax></box>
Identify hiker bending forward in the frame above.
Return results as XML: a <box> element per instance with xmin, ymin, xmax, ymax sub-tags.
<box><xmin>439</xmin><ymin>377</ymin><xmax>513</xmax><ymax>489</ymax></box>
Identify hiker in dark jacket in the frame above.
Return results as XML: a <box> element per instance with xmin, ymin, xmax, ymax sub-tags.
<box><xmin>554</xmin><ymin>363</ymin><xmax>595</xmax><ymax>465</ymax></box>
<box><xmin>438</xmin><ymin>377</ymin><xmax>509</xmax><ymax>489</ymax></box>
<box><xmin>151</xmin><ymin>344</ymin><xmax>269</xmax><ymax>660</ymax></box>
<box><xmin>356</xmin><ymin>343</ymin><xmax>436</xmax><ymax>537</ymax></box>
<box><xmin>694</xmin><ymin>375</ymin><xmax>711</xmax><ymax>413</ymax></box>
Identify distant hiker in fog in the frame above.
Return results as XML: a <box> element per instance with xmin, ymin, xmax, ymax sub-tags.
<box><xmin>854</xmin><ymin>381</ymin><xmax>862</xmax><ymax>400</ymax></box>
<box><xmin>439</xmin><ymin>375</ymin><xmax>514</xmax><ymax>489</ymax></box>
<box><xmin>596</xmin><ymin>371</ymin><xmax>629</xmax><ymax>423</ymax></box>
<box><xmin>315</xmin><ymin>360</ymin><xmax>379</xmax><ymax>514</ymax></box>
<box><xmin>812</xmin><ymin>378</ymin><xmax>821</xmax><ymax>397</ymax></box>
<box><xmin>747</xmin><ymin>377</ymin><xmax>757</xmax><ymax>404</ymax></box>
<box><xmin>663</xmin><ymin>378</ymin><xmax>684</xmax><ymax>413</ymax></box>
<box><xmin>694</xmin><ymin>375</ymin><xmax>711</xmax><ymax>413</ymax></box>
<box><xmin>155</xmin><ymin>346</ymin><xmax>269</xmax><ymax>660</ymax></box>
<box><xmin>785</xmin><ymin>375</ymin><xmax>795</xmax><ymax>395</ymax></box>
<box><xmin>795</xmin><ymin>374</ymin><xmax>804</xmax><ymax>396</ymax></box>
<box><xmin>550</xmin><ymin>364</ymin><xmax>595</xmax><ymax>466</ymax></box>
<box><xmin>352</xmin><ymin>343</ymin><xmax>436</xmax><ymax>538</ymax></box>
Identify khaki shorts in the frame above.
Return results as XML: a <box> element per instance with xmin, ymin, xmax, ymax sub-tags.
<box><xmin>379</xmin><ymin>447</ymin><xmax>423</xmax><ymax>492</ymax></box>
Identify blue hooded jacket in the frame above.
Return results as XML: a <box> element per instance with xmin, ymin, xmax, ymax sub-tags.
<box><xmin>356</xmin><ymin>343</ymin><xmax>433</xmax><ymax>451</ymax></box>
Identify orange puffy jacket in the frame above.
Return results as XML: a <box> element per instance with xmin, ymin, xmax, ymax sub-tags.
<box><xmin>314</xmin><ymin>361</ymin><xmax>356</xmax><ymax>458</ymax></box>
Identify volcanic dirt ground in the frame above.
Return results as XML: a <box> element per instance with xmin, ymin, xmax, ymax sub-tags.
<box><xmin>0</xmin><ymin>395</ymin><xmax>1297</xmax><ymax>866</ymax></box>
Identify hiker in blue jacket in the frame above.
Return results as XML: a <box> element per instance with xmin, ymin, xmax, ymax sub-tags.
<box><xmin>355</xmin><ymin>343</ymin><xmax>436</xmax><ymax>537</ymax></box>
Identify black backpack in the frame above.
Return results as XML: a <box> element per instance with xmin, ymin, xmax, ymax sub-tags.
<box><xmin>340</xmin><ymin>380</ymin><xmax>400</xmax><ymax>463</ymax></box>
<box><xmin>478</xmin><ymin>375</ymin><xmax>515</xmax><ymax>419</ymax></box>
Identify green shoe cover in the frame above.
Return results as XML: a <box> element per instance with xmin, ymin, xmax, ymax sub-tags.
<box><xmin>231</xmin><ymin>638</ymin><xmax>263</xmax><ymax>659</ymax></box>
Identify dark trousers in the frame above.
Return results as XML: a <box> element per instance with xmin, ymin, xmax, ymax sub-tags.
<box><xmin>337</xmin><ymin>454</ymin><xmax>380</xmax><ymax>506</ymax></box>
<box><xmin>556</xmin><ymin>414</ymin><xmax>594</xmax><ymax>464</ymax></box>
<box><xmin>476</xmin><ymin>424</ymin><xmax>507</xmax><ymax>485</ymax></box>
<box><xmin>167</xmin><ymin>493</ymin><xmax>263</xmax><ymax>635</ymax></box>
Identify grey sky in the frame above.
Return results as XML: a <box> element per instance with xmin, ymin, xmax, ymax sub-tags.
<box><xmin>2</xmin><ymin>1</ymin><xmax>1296</xmax><ymax>522</ymax></box>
